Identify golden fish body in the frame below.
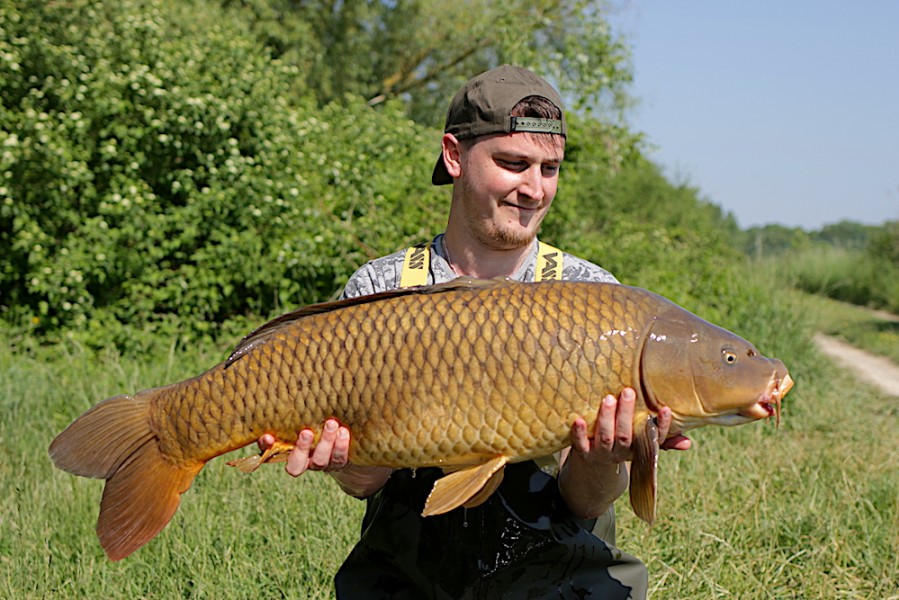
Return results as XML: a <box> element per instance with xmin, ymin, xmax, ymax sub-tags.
<box><xmin>49</xmin><ymin>278</ymin><xmax>792</xmax><ymax>561</ymax></box>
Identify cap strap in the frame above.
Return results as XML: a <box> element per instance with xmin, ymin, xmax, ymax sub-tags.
<box><xmin>510</xmin><ymin>117</ymin><xmax>563</xmax><ymax>135</ymax></box>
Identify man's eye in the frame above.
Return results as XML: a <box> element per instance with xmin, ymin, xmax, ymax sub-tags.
<box><xmin>499</xmin><ymin>160</ymin><xmax>526</xmax><ymax>171</ymax></box>
<box><xmin>542</xmin><ymin>165</ymin><xmax>560</xmax><ymax>176</ymax></box>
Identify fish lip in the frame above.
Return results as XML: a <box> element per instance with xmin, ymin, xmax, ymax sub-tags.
<box><xmin>739</xmin><ymin>372</ymin><xmax>792</xmax><ymax>427</ymax></box>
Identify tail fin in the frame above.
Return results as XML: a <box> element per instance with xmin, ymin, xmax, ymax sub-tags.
<box><xmin>49</xmin><ymin>392</ymin><xmax>203</xmax><ymax>561</ymax></box>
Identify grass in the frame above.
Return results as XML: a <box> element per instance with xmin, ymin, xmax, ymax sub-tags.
<box><xmin>618</xmin><ymin>354</ymin><xmax>899</xmax><ymax>598</ymax></box>
<box><xmin>614</xmin><ymin>287</ymin><xmax>899</xmax><ymax>599</ymax></box>
<box><xmin>1</xmin><ymin>283</ymin><xmax>897</xmax><ymax>599</ymax></box>
<box><xmin>0</xmin><ymin>335</ymin><xmax>363</xmax><ymax>599</ymax></box>
<box><xmin>799</xmin><ymin>292</ymin><xmax>899</xmax><ymax>364</ymax></box>
<box><xmin>766</xmin><ymin>247</ymin><xmax>899</xmax><ymax>314</ymax></box>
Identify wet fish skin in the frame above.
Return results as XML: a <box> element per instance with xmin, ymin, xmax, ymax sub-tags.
<box><xmin>48</xmin><ymin>278</ymin><xmax>792</xmax><ymax>560</ymax></box>
<box><xmin>156</xmin><ymin>279</ymin><xmax>639</xmax><ymax>469</ymax></box>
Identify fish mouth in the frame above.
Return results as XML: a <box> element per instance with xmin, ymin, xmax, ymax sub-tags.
<box><xmin>739</xmin><ymin>372</ymin><xmax>793</xmax><ymax>427</ymax></box>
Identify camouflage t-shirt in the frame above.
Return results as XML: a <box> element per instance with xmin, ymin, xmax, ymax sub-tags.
<box><xmin>340</xmin><ymin>234</ymin><xmax>619</xmax><ymax>299</ymax></box>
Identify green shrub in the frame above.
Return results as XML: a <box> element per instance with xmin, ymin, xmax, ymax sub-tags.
<box><xmin>0</xmin><ymin>0</ymin><xmax>443</xmax><ymax>347</ymax></box>
<box><xmin>544</xmin><ymin>155</ymin><xmax>743</xmax><ymax>320</ymax></box>
<box><xmin>774</xmin><ymin>246</ymin><xmax>899</xmax><ymax>313</ymax></box>
<box><xmin>1</xmin><ymin>0</ymin><xmax>787</xmax><ymax>352</ymax></box>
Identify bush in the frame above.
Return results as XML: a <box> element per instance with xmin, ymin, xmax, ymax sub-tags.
<box><xmin>0</xmin><ymin>0</ymin><xmax>781</xmax><ymax>351</ymax></box>
<box><xmin>544</xmin><ymin>155</ymin><xmax>743</xmax><ymax>319</ymax></box>
<box><xmin>0</xmin><ymin>0</ymin><xmax>443</xmax><ymax>346</ymax></box>
<box><xmin>773</xmin><ymin>246</ymin><xmax>899</xmax><ymax>314</ymax></box>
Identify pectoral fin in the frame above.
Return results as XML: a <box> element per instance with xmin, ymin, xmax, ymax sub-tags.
<box><xmin>629</xmin><ymin>411</ymin><xmax>659</xmax><ymax>524</ymax></box>
<box><xmin>462</xmin><ymin>468</ymin><xmax>505</xmax><ymax>509</ymax></box>
<box><xmin>226</xmin><ymin>439</ymin><xmax>295</xmax><ymax>473</ymax></box>
<box><xmin>422</xmin><ymin>456</ymin><xmax>509</xmax><ymax>516</ymax></box>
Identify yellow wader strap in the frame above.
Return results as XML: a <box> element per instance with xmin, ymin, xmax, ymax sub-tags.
<box><xmin>400</xmin><ymin>242</ymin><xmax>430</xmax><ymax>288</ymax></box>
<box><xmin>535</xmin><ymin>241</ymin><xmax>563</xmax><ymax>281</ymax></box>
<box><xmin>400</xmin><ymin>240</ymin><xmax>563</xmax><ymax>287</ymax></box>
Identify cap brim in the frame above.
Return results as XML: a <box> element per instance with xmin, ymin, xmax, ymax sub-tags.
<box><xmin>431</xmin><ymin>153</ymin><xmax>453</xmax><ymax>186</ymax></box>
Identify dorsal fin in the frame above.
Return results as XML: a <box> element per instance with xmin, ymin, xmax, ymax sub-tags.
<box><xmin>226</xmin><ymin>276</ymin><xmax>515</xmax><ymax>366</ymax></box>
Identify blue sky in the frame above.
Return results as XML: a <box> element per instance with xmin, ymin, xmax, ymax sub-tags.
<box><xmin>609</xmin><ymin>1</ymin><xmax>899</xmax><ymax>230</ymax></box>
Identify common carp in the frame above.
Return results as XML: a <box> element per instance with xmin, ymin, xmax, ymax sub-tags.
<box><xmin>49</xmin><ymin>278</ymin><xmax>793</xmax><ymax>561</ymax></box>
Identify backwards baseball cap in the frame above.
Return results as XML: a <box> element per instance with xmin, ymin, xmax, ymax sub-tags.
<box><xmin>432</xmin><ymin>65</ymin><xmax>567</xmax><ymax>185</ymax></box>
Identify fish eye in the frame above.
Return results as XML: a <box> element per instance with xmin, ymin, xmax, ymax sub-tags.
<box><xmin>722</xmin><ymin>349</ymin><xmax>738</xmax><ymax>364</ymax></box>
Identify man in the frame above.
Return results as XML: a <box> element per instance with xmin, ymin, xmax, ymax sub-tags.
<box><xmin>260</xmin><ymin>65</ymin><xmax>690</xmax><ymax>599</ymax></box>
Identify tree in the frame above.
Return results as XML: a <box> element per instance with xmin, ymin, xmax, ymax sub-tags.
<box><xmin>221</xmin><ymin>0</ymin><xmax>635</xmax><ymax>127</ymax></box>
<box><xmin>867</xmin><ymin>221</ymin><xmax>899</xmax><ymax>266</ymax></box>
<box><xmin>812</xmin><ymin>220</ymin><xmax>875</xmax><ymax>250</ymax></box>
<box><xmin>0</xmin><ymin>0</ymin><xmax>442</xmax><ymax>341</ymax></box>
<box><xmin>739</xmin><ymin>225</ymin><xmax>812</xmax><ymax>258</ymax></box>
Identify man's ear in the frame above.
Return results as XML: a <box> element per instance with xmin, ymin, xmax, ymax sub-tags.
<box><xmin>441</xmin><ymin>133</ymin><xmax>463</xmax><ymax>179</ymax></box>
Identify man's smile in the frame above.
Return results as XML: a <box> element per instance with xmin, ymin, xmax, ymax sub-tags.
<box><xmin>501</xmin><ymin>199</ymin><xmax>541</xmax><ymax>212</ymax></box>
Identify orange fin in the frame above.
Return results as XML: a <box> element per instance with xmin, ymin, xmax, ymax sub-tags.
<box><xmin>49</xmin><ymin>392</ymin><xmax>203</xmax><ymax>561</ymax></box>
<box><xmin>629</xmin><ymin>411</ymin><xmax>659</xmax><ymax>525</ymax></box>
<box><xmin>462</xmin><ymin>468</ymin><xmax>505</xmax><ymax>509</ymax></box>
<box><xmin>226</xmin><ymin>439</ymin><xmax>295</xmax><ymax>473</ymax></box>
<box><xmin>49</xmin><ymin>394</ymin><xmax>155</xmax><ymax>478</ymax></box>
<box><xmin>422</xmin><ymin>455</ymin><xmax>509</xmax><ymax>517</ymax></box>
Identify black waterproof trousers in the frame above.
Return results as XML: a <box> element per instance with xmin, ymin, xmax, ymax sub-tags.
<box><xmin>334</xmin><ymin>461</ymin><xmax>648</xmax><ymax>599</ymax></box>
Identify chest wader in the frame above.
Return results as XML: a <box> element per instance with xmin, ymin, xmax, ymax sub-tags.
<box><xmin>334</xmin><ymin>241</ymin><xmax>648</xmax><ymax>600</ymax></box>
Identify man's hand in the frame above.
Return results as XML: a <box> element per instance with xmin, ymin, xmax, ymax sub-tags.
<box><xmin>569</xmin><ymin>388</ymin><xmax>692</xmax><ymax>462</ymax></box>
<box><xmin>258</xmin><ymin>418</ymin><xmax>350</xmax><ymax>477</ymax></box>
<box><xmin>559</xmin><ymin>387</ymin><xmax>691</xmax><ymax>519</ymax></box>
<box><xmin>257</xmin><ymin>420</ymin><xmax>392</xmax><ymax>498</ymax></box>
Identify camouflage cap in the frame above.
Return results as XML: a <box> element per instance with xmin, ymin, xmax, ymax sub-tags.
<box><xmin>432</xmin><ymin>65</ymin><xmax>567</xmax><ymax>185</ymax></box>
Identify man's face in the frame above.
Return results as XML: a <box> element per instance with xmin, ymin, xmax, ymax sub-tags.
<box><xmin>454</xmin><ymin>132</ymin><xmax>564</xmax><ymax>251</ymax></box>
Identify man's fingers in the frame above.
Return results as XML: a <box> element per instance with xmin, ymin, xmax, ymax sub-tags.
<box><xmin>330</xmin><ymin>426</ymin><xmax>351</xmax><ymax>468</ymax></box>
<box><xmin>257</xmin><ymin>433</ymin><xmax>275</xmax><ymax>452</ymax></box>
<box><xmin>596</xmin><ymin>395</ymin><xmax>617</xmax><ymax>452</ymax></box>
<box><xmin>570</xmin><ymin>418</ymin><xmax>590</xmax><ymax>455</ymax></box>
<box><xmin>282</xmin><ymin>419</ymin><xmax>351</xmax><ymax>477</ymax></box>
<box><xmin>285</xmin><ymin>429</ymin><xmax>314</xmax><ymax>477</ymax></box>
<box><xmin>614</xmin><ymin>388</ymin><xmax>635</xmax><ymax>447</ymax></box>
<box><xmin>656</xmin><ymin>406</ymin><xmax>672</xmax><ymax>442</ymax></box>
<box><xmin>656</xmin><ymin>406</ymin><xmax>692</xmax><ymax>451</ymax></box>
<box><xmin>309</xmin><ymin>419</ymin><xmax>339</xmax><ymax>470</ymax></box>
<box><xmin>661</xmin><ymin>435</ymin><xmax>692</xmax><ymax>451</ymax></box>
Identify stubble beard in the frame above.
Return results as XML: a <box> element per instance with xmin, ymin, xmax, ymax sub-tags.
<box><xmin>465</xmin><ymin>206</ymin><xmax>542</xmax><ymax>251</ymax></box>
<box><xmin>454</xmin><ymin>162</ymin><xmax>546</xmax><ymax>251</ymax></box>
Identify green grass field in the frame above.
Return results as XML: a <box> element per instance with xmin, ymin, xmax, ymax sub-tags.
<box><xmin>801</xmin><ymin>292</ymin><xmax>899</xmax><ymax>364</ymax></box>
<box><xmin>1</xmin><ymin>292</ymin><xmax>897</xmax><ymax>599</ymax></box>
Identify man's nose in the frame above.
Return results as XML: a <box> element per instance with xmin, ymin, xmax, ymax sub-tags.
<box><xmin>519</xmin><ymin>166</ymin><xmax>545</xmax><ymax>201</ymax></box>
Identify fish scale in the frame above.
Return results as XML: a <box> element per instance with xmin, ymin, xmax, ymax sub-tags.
<box><xmin>49</xmin><ymin>277</ymin><xmax>792</xmax><ymax>561</ymax></box>
<box><xmin>151</xmin><ymin>282</ymin><xmax>602</xmax><ymax>466</ymax></box>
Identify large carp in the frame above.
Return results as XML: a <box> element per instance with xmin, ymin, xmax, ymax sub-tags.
<box><xmin>50</xmin><ymin>278</ymin><xmax>793</xmax><ymax>561</ymax></box>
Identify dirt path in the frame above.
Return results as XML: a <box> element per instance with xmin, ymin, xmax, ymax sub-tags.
<box><xmin>813</xmin><ymin>333</ymin><xmax>899</xmax><ymax>397</ymax></box>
